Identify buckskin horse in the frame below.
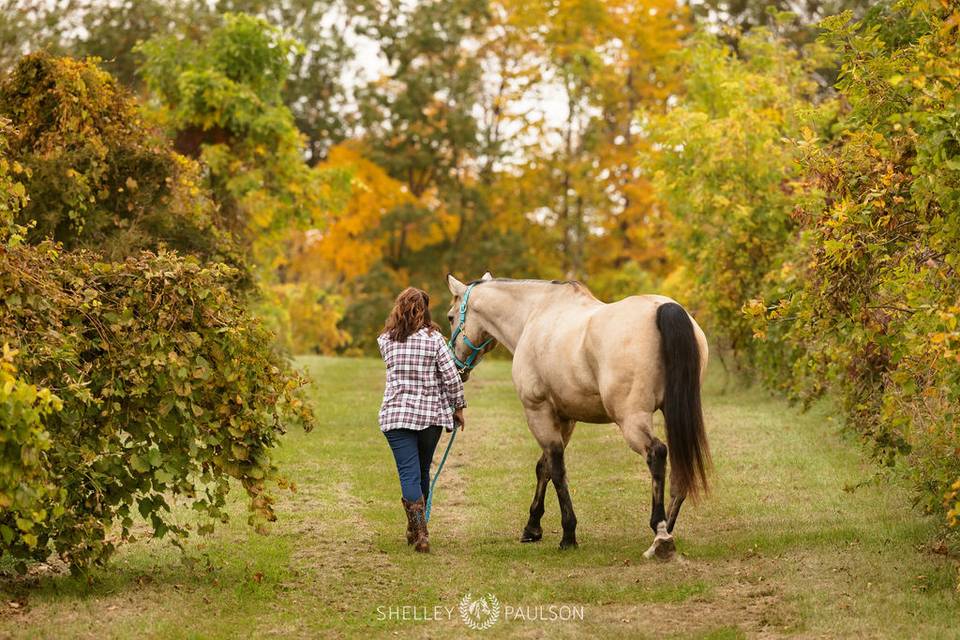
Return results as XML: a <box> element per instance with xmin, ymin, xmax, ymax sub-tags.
<box><xmin>445</xmin><ymin>273</ymin><xmax>710</xmax><ymax>559</ymax></box>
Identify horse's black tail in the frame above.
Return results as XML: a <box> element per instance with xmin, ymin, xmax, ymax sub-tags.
<box><xmin>656</xmin><ymin>302</ymin><xmax>711</xmax><ymax>500</ymax></box>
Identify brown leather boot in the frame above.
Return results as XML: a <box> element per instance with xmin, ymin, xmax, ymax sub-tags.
<box><xmin>402</xmin><ymin>498</ymin><xmax>416</xmax><ymax>545</ymax></box>
<box><xmin>402</xmin><ymin>496</ymin><xmax>430</xmax><ymax>553</ymax></box>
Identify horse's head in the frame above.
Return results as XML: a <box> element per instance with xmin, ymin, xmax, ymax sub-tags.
<box><xmin>446</xmin><ymin>272</ymin><xmax>497</xmax><ymax>381</ymax></box>
<box><xmin>468</xmin><ymin>597</ymin><xmax>491</xmax><ymax>618</ymax></box>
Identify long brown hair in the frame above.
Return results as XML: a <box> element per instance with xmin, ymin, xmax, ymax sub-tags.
<box><xmin>383</xmin><ymin>287</ymin><xmax>438</xmax><ymax>342</ymax></box>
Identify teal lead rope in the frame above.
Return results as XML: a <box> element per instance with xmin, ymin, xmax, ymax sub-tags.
<box><xmin>424</xmin><ymin>425</ymin><xmax>458</xmax><ymax>523</ymax></box>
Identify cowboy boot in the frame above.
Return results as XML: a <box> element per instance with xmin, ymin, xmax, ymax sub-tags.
<box><xmin>401</xmin><ymin>498</ymin><xmax>416</xmax><ymax>545</ymax></box>
<box><xmin>402</xmin><ymin>496</ymin><xmax>430</xmax><ymax>553</ymax></box>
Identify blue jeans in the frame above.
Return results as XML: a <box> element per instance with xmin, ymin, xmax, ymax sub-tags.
<box><xmin>384</xmin><ymin>426</ymin><xmax>443</xmax><ymax>502</ymax></box>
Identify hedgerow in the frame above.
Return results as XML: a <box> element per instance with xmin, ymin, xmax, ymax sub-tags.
<box><xmin>762</xmin><ymin>0</ymin><xmax>960</xmax><ymax>521</ymax></box>
<box><xmin>0</xmin><ymin>67</ymin><xmax>314</xmax><ymax>572</ymax></box>
<box><xmin>651</xmin><ymin>1</ymin><xmax>960</xmax><ymax>527</ymax></box>
<box><xmin>0</xmin><ymin>243</ymin><xmax>313</xmax><ymax>572</ymax></box>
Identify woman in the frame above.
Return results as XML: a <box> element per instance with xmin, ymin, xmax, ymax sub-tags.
<box><xmin>378</xmin><ymin>287</ymin><xmax>466</xmax><ymax>553</ymax></box>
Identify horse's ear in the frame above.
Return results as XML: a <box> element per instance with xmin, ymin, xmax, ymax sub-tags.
<box><xmin>481</xmin><ymin>272</ymin><xmax>493</xmax><ymax>281</ymax></box>
<box><xmin>447</xmin><ymin>273</ymin><xmax>466</xmax><ymax>296</ymax></box>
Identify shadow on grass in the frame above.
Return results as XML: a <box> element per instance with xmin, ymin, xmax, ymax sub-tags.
<box><xmin>0</xmin><ymin>542</ymin><xmax>287</xmax><ymax>604</ymax></box>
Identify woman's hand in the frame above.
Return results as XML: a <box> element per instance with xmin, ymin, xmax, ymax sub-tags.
<box><xmin>453</xmin><ymin>407</ymin><xmax>465</xmax><ymax>430</ymax></box>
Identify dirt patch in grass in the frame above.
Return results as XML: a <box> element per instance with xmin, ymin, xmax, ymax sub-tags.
<box><xmin>282</xmin><ymin>476</ymin><xmax>399</xmax><ymax>604</ymax></box>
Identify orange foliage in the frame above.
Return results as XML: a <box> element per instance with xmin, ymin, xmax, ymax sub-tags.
<box><xmin>288</xmin><ymin>144</ymin><xmax>415</xmax><ymax>281</ymax></box>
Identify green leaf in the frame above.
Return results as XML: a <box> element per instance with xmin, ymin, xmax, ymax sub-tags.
<box><xmin>130</xmin><ymin>454</ymin><xmax>150</xmax><ymax>473</ymax></box>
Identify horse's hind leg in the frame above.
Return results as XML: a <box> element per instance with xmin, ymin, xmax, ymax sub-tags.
<box><xmin>520</xmin><ymin>452</ymin><xmax>549</xmax><ymax>542</ymax></box>
<box><xmin>666</xmin><ymin>473</ymin><xmax>686</xmax><ymax>534</ymax></box>
<box><xmin>619</xmin><ymin>412</ymin><xmax>675</xmax><ymax>559</ymax></box>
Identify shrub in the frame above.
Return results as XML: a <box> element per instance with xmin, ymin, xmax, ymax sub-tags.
<box><xmin>0</xmin><ymin>244</ymin><xmax>313</xmax><ymax>572</ymax></box>
<box><xmin>0</xmin><ymin>345</ymin><xmax>63</xmax><ymax>571</ymax></box>
<box><xmin>750</xmin><ymin>0</ymin><xmax>960</xmax><ymax>523</ymax></box>
<box><xmin>643</xmin><ymin>29</ymin><xmax>830</xmax><ymax>370</ymax></box>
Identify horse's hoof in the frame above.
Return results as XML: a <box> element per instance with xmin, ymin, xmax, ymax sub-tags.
<box><xmin>559</xmin><ymin>538</ymin><xmax>578</xmax><ymax>550</ymax></box>
<box><xmin>520</xmin><ymin>527</ymin><xmax>543</xmax><ymax>543</ymax></box>
<box><xmin>643</xmin><ymin>533</ymin><xmax>675</xmax><ymax>560</ymax></box>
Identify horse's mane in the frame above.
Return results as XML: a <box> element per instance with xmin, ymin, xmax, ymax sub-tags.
<box><xmin>468</xmin><ymin>277</ymin><xmax>598</xmax><ymax>301</ymax></box>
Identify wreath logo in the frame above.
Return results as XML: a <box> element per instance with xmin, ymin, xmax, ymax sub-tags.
<box><xmin>458</xmin><ymin>592</ymin><xmax>501</xmax><ymax>630</ymax></box>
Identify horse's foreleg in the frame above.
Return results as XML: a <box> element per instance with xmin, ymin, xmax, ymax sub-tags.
<box><xmin>522</xmin><ymin>407</ymin><xmax>577</xmax><ymax>549</ymax></box>
<box><xmin>520</xmin><ymin>453</ymin><xmax>549</xmax><ymax>542</ymax></box>
<box><xmin>548</xmin><ymin>445</ymin><xmax>578</xmax><ymax>550</ymax></box>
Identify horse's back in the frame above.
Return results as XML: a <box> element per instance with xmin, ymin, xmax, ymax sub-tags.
<box><xmin>593</xmin><ymin>294</ymin><xmax>707</xmax><ymax>358</ymax></box>
<box><xmin>512</xmin><ymin>291</ymin><xmax>707</xmax><ymax>423</ymax></box>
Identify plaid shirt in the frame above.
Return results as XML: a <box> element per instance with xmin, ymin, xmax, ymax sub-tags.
<box><xmin>377</xmin><ymin>327</ymin><xmax>466</xmax><ymax>432</ymax></box>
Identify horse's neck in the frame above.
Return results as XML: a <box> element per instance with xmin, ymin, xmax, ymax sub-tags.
<box><xmin>472</xmin><ymin>286</ymin><xmax>527</xmax><ymax>353</ymax></box>
<box><xmin>475</xmin><ymin>283</ymin><xmax>590</xmax><ymax>354</ymax></box>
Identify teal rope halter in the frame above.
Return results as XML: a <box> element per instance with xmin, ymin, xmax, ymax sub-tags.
<box><xmin>447</xmin><ymin>282</ymin><xmax>493</xmax><ymax>372</ymax></box>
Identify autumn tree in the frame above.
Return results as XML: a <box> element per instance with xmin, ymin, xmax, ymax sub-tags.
<box><xmin>490</xmin><ymin>0</ymin><xmax>688</xmax><ymax>294</ymax></box>
<box><xmin>216</xmin><ymin>0</ymin><xmax>355</xmax><ymax>162</ymax></box>
<box><xmin>311</xmin><ymin>0</ymin><xmax>535</xmax><ymax>349</ymax></box>
<box><xmin>282</xmin><ymin>144</ymin><xmax>418</xmax><ymax>351</ymax></box>
<box><xmin>136</xmin><ymin>13</ymin><xmax>349</xmax><ymax>274</ymax></box>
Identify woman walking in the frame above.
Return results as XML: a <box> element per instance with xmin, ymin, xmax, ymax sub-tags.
<box><xmin>378</xmin><ymin>287</ymin><xmax>466</xmax><ymax>553</ymax></box>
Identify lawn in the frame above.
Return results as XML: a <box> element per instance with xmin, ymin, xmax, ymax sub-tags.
<box><xmin>1</xmin><ymin>356</ymin><xmax>958</xmax><ymax>638</ymax></box>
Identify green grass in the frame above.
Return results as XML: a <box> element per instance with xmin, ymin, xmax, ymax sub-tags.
<box><xmin>2</xmin><ymin>356</ymin><xmax>958</xmax><ymax>638</ymax></box>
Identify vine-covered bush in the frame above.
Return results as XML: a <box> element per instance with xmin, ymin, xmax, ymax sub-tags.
<box><xmin>0</xmin><ymin>52</ymin><xmax>242</xmax><ymax>270</ymax></box>
<box><xmin>651</xmin><ymin>2</ymin><xmax>960</xmax><ymax>527</ymax></box>
<box><xmin>0</xmin><ymin>346</ymin><xmax>63</xmax><ymax>568</ymax></box>
<box><xmin>757</xmin><ymin>0</ymin><xmax>960</xmax><ymax>519</ymax></box>
<box><xmin>0</xmin><ymin>244</ymin><xmax>313</xmax><ymax>571</ymax></box>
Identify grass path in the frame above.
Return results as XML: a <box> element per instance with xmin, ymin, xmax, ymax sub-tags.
<box><xmin>1</xmin><ymin>356</ymin><xmax>958</xmax><ymax>638</ymax></box>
